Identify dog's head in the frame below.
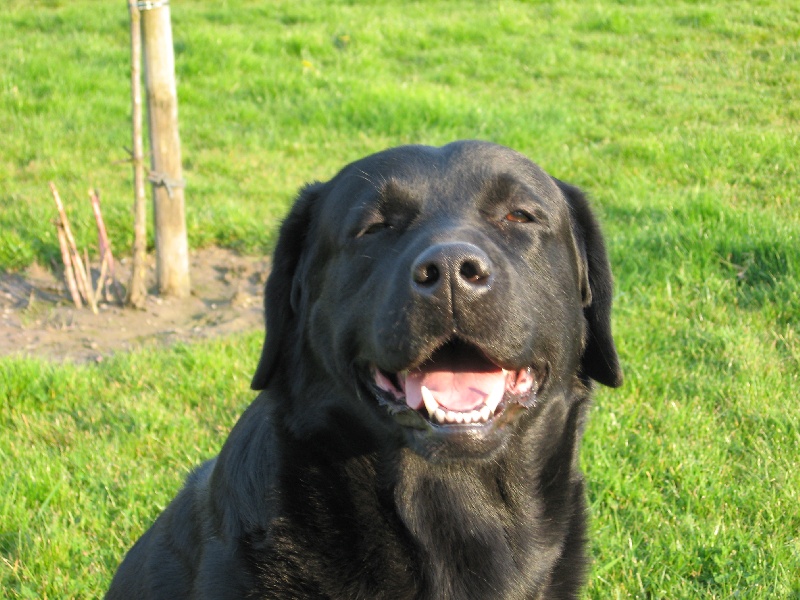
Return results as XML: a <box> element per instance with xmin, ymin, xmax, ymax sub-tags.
<box><xmin>252</xmin><ymin>141</ymin><xmax>621</xmax><ymax>459</ymax></box>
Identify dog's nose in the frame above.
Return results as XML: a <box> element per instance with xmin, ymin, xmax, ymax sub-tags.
<box><xmin>411</xmin><ymin>242</ymin><xmax>493</xmax><ymax>298</ymax></box>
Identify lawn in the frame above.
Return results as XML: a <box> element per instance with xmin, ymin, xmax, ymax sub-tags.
<box><xmin>1</xmin><ymin>0</ymin><xmax>799</xmax><ymax>597</ymax></box>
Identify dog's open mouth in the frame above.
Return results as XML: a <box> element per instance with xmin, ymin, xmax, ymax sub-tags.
<box><xmin>372</xmin><ymin>339</ymin><xmax>539</xmax><ymax>426</ymax></box>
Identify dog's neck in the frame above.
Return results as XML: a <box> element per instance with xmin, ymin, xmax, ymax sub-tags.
<box><xmin>391</xmin><ymin>452</ymin><xmax>530</xmax><ymax>597</ymax></box>
<box><xmin>385</xmin><ymin>391</ymin><xmax>589</xmax><ymax>599</ymax></box>
<box><xmin>243</xmin><ymin>385</ymin><xmax>589</xmax><ymax>599</ymax></box>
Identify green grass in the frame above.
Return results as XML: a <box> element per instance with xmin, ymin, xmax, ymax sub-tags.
<box><xmin>2</xmin><ymin>0</ymin><xmax>799</xmax><ymax>597</ymax></box>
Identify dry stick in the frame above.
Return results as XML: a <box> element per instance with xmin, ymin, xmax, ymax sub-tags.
<box><xmin>83</xmin><ymin>246</ymin><xmax>97</xmax><ymax>305</ymax></box>
<box><xmin>84</xmin><ymin>247</ymin><xmax>91</xmax><ymax>286</ymax></box>
<box><xmin>50</xmin><ymin>182</ymin><xmax>98</xmax><ymax>314</ymax></box>
<box><xmin>55</xmin><ymin>220</ymin><xmax>83</xmax><ymax>308</ymax></box>
<box><xmin>95</xmin><ymin>250</ymin><xmax>109</xmax><ymax>302</ymax></box>
<box><xmin>50</xmin><ymin>182</ymin><xmax>85</xmax><ymax>301</ymax></box>
<box><xmin>89</xmin><ymin>188</ymin><xmax>117</xmax><ymax>301</ymax></box>
<box><xmin>89</xmin><ymin>189</ymin><xmax>113</xmax><ymax>268</ymax></box>
<box><xmin>128</xmin><ymin>0</ymin><xmax>148</xmax><ymax>309</ymax></box>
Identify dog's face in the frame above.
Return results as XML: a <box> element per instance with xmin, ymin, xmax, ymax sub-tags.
<box><xmin>253</xmin><ymin>141</ymin><xmax>620</xmax><ymax>459</ymax></box>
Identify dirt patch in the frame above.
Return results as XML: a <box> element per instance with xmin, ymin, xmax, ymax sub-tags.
<box><xmin>0</xmin><ymin>247</ymin><xmax>269</xmax><ymax>364</ymax></box>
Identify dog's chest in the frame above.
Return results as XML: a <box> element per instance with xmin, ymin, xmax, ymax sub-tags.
<box><xmin>249</xmin><ymin>456</ymin><xmax>550</xmax><ymax>600</ymax></box>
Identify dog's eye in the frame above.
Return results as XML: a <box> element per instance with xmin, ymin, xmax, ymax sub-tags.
<box><xmin>505</xmin><ymin>209</ymin><xmax>535</xmax><ymax>223</ymax></box>
<box><xmin>359</xmin><ymin>222</ymin><xmax>391</xmax><ymax>237</ymax></box>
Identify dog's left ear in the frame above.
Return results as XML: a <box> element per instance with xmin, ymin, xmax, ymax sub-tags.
<box><xmin>555</xmin><ymin>178</ymin><xmax>623</xmax><ymax>388</ymax></box>
<box><xmin>251</xmin><ymin>182</ymin><xmax>325</xmax><ymax>391</ymax></box>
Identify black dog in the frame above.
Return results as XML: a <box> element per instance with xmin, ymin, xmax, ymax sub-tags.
<box><xmin>107</xmin><ymin>141</ymin><xmax>621</xmax><ymax>599</ymax></box>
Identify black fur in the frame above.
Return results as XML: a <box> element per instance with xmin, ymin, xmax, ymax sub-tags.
<box><xmin>107</xmin><ymin>141</ymin><xmax>621</xmax><ymax>599</ymax></box>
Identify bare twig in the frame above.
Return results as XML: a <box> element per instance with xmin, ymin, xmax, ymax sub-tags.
<box><xmin>89</xmin><ymin>188</ymin><xmax>117</xmax><ymax>300</ymax></box>
<box><xmin>84</xmin><ymin>247</ymin><xmax>90</xmax><ymax>286</ymax></box>
<box><xmin>55</xmin><ymin>220</ymin><xmax>82</xmax><ymax>308</ymax></box>
<box><xmin>95</xmin><ymin>249</ymin><xmax>110</xmax><ymax>302</ymax></box>
<box><xmin>50</xmin><ymin>182</ymin><xmax>98</xmax><ymax>314</ymax></box>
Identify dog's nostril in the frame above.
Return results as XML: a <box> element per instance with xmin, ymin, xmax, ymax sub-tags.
<box><xmin>414</xmin><ymin>263</ymin><xmax>440</xmax><ymax>286</ymax></box>
<box><xmin>459</xmin><ymin>260</ymin><xmax>488</xmax><ymax>284</ymax></box>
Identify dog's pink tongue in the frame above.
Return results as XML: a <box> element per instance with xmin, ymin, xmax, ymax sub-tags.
<box><xmin>405</xmin><ymin>369</ymin><xmax>505</xmax><ymax>411</ymax></box>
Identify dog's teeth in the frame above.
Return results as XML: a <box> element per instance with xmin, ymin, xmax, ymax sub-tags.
<box><xmin>461</xmin><ymin>410</ymin><xmax>478</xmax><ymax>424</ymax></box>
<box><xmin>484</xmin><ymin>376</ymin><xmax>506</xmax><ymax>414</ymax></box>
<box><xmin>420</xmin><ymin>386</ymin><xmax>439</xmax><ymax>418</ymax></box>
<box><xmin>421</xmin><ymin>384</ymin><xmax>501</xmax><ymax>425</ymax></box>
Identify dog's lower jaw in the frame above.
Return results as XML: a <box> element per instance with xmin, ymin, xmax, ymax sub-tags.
<box><xmin>391</xmin><ymin>397</ymin><xmax>589</xmax><ymax>599</ymax></box>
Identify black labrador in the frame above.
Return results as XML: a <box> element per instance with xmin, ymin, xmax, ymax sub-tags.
<box><xmin>107</xmin><ymin>141</ymin><xmax>621</xmax><ymax>599</ymax></box>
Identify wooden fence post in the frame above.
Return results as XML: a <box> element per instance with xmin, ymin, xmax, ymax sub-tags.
<box><xmin>127</xmin><ymin>0</ymin><xmax>148</xmax><ymax>308</ymax></box>
<box><xmin>141</xmin><ymin>0</ymin><xmax>190</xmax><ymax>297</ymax></box>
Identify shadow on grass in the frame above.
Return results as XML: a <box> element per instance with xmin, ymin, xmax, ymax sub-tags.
<box><xmin>602</xmin><ymin>200</ymin><xmax>798</xmax><ymax>319</ymax></box>
<box><xmin>716</xmin><ymin>242</ymin><xmax>799</xmax><ymax>317</ymax></box>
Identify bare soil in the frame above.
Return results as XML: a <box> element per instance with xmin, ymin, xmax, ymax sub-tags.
<box><xmin>0</xmin><ymin>247</ymin><xmax>269</xmax><ymax>364</ymax></box>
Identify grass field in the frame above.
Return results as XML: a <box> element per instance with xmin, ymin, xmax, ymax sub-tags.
<box><xmin>2</xmin><ymin>0</ymin><xmax>799</xmax><ymax>597</ymax></box>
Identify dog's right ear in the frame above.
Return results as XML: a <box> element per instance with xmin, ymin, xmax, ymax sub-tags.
<box><xmin>251</xmin><ymin>183</ymin><xmax>324</xmax><ymax>390</ymax></box>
